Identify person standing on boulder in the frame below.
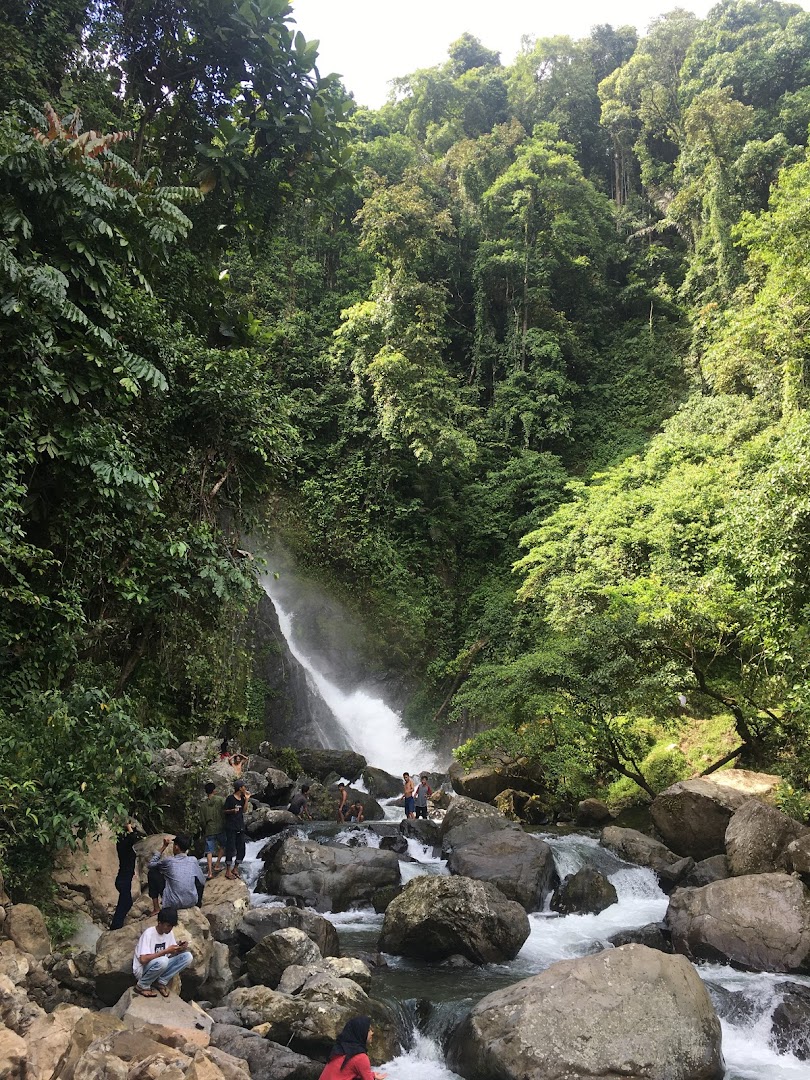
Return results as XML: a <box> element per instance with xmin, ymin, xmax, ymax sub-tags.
<box><xmin>337</xmin><ymin>782</ymin><xmax>348</xmax><ymax>822</ymax></box>
<box><xmin>318</xmin><ymin>1016</ymin><xmax>386</xmax><ymax>1080</ymax></box>
<box><xmin>110</xmin><ymin>819</ymin><xmax>141</xmax><ymax>930</ymax></box>
<box><xmin>402</xmin><ymin>772</ymin><xmax>415</xmax><ymax>819</ymax></box>
<box><xmin>224</xmin><ymin>778</ymin><xmax>250</xmax><ymax>880</ymax></box>
<box><xmin>414</xmin><ymin>775</ymin><xmax>432</xmax><ymax>820</ymax></box>
<box><xmin>132</xmin><ymin>906</ymin><xmax>193</xmax><ymax>998</ymax></box>
<box><xmin>200</xmin><ymin>781</ymin><xmax>226</xmax><ymax>880</ymax></box>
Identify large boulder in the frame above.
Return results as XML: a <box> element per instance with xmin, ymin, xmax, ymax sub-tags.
<box><xmin>770</xmin><ymin>981</ymin><xmax>810</xmax><ymax>1060</ymax></box>
<box><xmin>177</xmin><ymin>737</ymin><xmax>220</xmax><ymax>766</ymax></box>
<box><xmin>201</xmin><ymin>875</ymin><xmax>252</xmax><ymax>944</ymax></box>
<box><xmin>209</xmin><ymin>1025</ymin><xmax>320</xmax><ymax>1080</ymax></box>
<box><xmin>651</xmin><ymin>773</ymin><xmax>778</xmax><ymax>860</ymax></box>
<box><xmin>110</xmin><ymin>986</ymin><xmax>214</xmax><ymax>1043</ymax></box>
<box><xmin>601</xmin><ymin>826</ymin><xmax>694</xmax><ymax>890</ymax></box>
<box><xmin>446</xmin><ymin>944</ymin><xmax>724</xmax><ymax>1080</ymax></box>
<box><xmin>681</xmin><ymin>856</ymin><xmax>730</xmax><ymax>889</ymax></box>
<box><xmin>362</xmin><ymin>767</ymin><xmax>402</xmax><ymax>799</ymax></box>
<box><xmin>303</xmin><ymin>782</ymin><xmax>384</xmax><ymax>822</ymax></box>
<box><xmin>550</xmin><ymin>868</ymin><xmax>618</xmax><ymax>915</ymax></box>
<box><xmin>245</xmin><ymin>928</ymin><xmax>322</xmax><ymax>988</ymax></box>
<box><xmin>94</xmin><ymin>906</ymin><xmax>213</xmax><ymax>1005</ymax></box>
<box><xmin>577</xmin><ymin>798</ymin><xmax>613</xmax><ymax>825</ymax></box>
<box><xmin>667</xmin><ymin>873</ymin><xmax>810</xmax><ymax>973</ymax></box>
<box><xmin>4</xmin><ymin>905</ymin><xmax>51</xmax><ymax>960</ymax></box>
<box><xmin>24</xmin><ymin>1006</ymin><xmax>123</xmax><ymax>1080</ymax></box>
<box><xmin>261</xmin><ymin>769</ymin><xmax>295</xmax><ymax>807</ymax></box>
<box><xmin>295</xmin><ymin>750</ymin><xmax>366</xmax><ymax>784</ymax></box>
<box><xmin>446</xmin><ymin>830</ymin><xmax>558</xmax><ymax>911</ymax></box>
<box><xmin>379</xmin><ymin>876</ymin><xmax>530</xmax><ymax>964</ymax></box>
<box><xmin>439</xmin><ymin>796</ymin><xmax>516</xmax><ymax>853</ymax></box>
<box><xmin>724</xmin><ymin>800</ymin><xmax>808</xmax><ymax>876</ymax></box>
<box><xmin>262</xmin><ymin>837</ymin><xmax>400</xmax><ymax>912</ymax></box>
<box><xmin>243</xmin><ymin>805</ymin><xmax>299</xmax><ymax>839</ymax></box>
<box><xmin>52</xmin><ymin>823</ymin><xmax>123</xmax><ymax>923</ymax></box>
<box><xmin>494</xmin><ymin>789</ymin><xmax>550</xmax><ymax>825</ymax></box>
<box><xmin>237</xmin><ymin>907</ymin><xmax>339</xmax><ymax>958</ymax></box>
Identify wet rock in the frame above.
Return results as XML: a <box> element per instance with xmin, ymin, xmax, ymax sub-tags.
<box><xmin>770</xmin><ymin>981</ymin><xmax>810</xmax><ymax>1060</ymax></box>
<box><xmin>651</xmin><ymin>775</ymin><xmax>765</xmax><ymax>859</ymax></box>
<box><xmin>5</xmin><ymin>904</ymin><xmax>51</xmax><ymax>960</ymax></box>
<box><xmin>263</xmin><ymin>837</ymin><xmax>400</xmax><ymax>912</ymax></box>
<box><xmin>608</xmin><ymin>923</ymin><xmax>673</xmax><ymax>953</ymax></box>
<box><xmin>577</xmin><ymin>798</ymin><xmax>614</xmax><ymax>825</ymax></box>
<box><xmin>261</xmin><ymin>769</ymin><xmax>295</xmax><ymax>807</ymax></box>
<box><xmin>399</xmin><ymin>819</ymin><xmax>440</xmax><ymax>846</ymax></box>
<box><xmin>550</xmin><ymin>868</ymin><xmax>618</xmax><ymax>915</ymax></box>
<box><xmin>304</xmin><ymin>782</ymin><xmax>383</xmax><ymax>823</ymax></box>
<box><xmin>245</xmin><ymin>928</ymin><xmax>321</xmax><ymax>988</ymax></box>
<box><xmin>725</xmin><ymin>800</ymin><xmax>807</xmax><ymax>876</ymax></box>
<box><xmin>237</xmin><ymin>908</ymin><xmax>339</xmax><ymax>958</ymax></box>
<box><xmin>295</xmin><ymin>750</ymin><xmax>366</xmax><ymax>784</ymax></box>
<box><xmin>681</xmin><ymin>856</ymin><xmax>729</xmax><ymax>889</ymax></box>
<box><xmin>446</xmin><ymin>944</ymin><xmax>724</xmax><ymax>1080</ymax></box>
<box><xmin>447</xmin><ymin>829</ymin><xmax>558</xmax><ymax>911</ymax></box>
<box><xmin>379</xmin><ymin>834</ymin><xmax>408</xmax><ymax>854</ymax></box>
<box><xmin>379</xmin><ymin>875</ymin><xmax>530</xmax><ymax>964</ymax></box>
<box><xmin>362</xmin><ymin>767</ymin><xmax>402</xmax><ymax>799</ymax></box>
<box><xmin>667</xmin><ymin>873</ymin><xmax>810</xmax><ymax>973</ymax></box>
<box><xmin>601</xmin><ymin>825</ymin><xmax>694</xmax><ymax>890</ymax></box>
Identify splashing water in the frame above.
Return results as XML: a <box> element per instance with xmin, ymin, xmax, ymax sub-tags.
<box><xmin>262</xmin><ymin>576</ymin><xmax>437</xmax><ymax>775</ymax></box>
<box><xmin>381</xmin><ymin>1030</ymin><xmax>463</xmax><ymax>1080</ymax></box>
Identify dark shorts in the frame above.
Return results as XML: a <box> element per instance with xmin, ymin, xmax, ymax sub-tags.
<box><xmin>414</xmin><ymin>805</ymin><xmax>428</xmax><ymax>819</ymax></box>
<box><xmin>404</xmin><ymin>796</ymin><xmax>415</xmax><ymax>815</ymax></box>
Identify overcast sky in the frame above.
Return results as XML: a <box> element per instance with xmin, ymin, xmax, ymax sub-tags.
<box><xmin>290</xmin><ymin>0</ymin><xmax>726</xmax><ymax>107</ymax></box>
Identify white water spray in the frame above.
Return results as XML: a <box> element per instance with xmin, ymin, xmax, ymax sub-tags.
<box><xmin>262</xmin><ymin>575</ymin><xmax>437</xmax><ymax>775</ymax></box>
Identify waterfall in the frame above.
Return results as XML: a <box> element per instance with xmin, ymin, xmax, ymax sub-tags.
<box><xmin>260</xmin><ymin>573</ymin><xmax>438</xmax><ymax>775</ymax></box>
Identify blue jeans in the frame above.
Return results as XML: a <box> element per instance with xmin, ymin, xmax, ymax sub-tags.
<box><xmin>137</xmin><ymin>950</ymin><xmax>193</xmax><ymax>988</ymax></box>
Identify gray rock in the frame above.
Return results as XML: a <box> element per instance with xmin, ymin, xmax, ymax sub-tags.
<box><xmin>550</xmin><ymin>868</ymin><xmax>618</xmax><ymax>915</ymax></box>
<box><xmin>786</xmin><ymin>833</ymin><xmax>810</xmax><ymax>879</ymax></box>
<box><xmin>362</xmin><ymin>767</ymin><xmax>402</xmax><ymax>799</ymax></box>
<box><xmin>447</xmin><ymin>829</ymin><xmax>558</xmax><ymax>911</ymax></box>
<box><xmin>4</xmin><ymin>905</ymin><xmax>51</xmax><ymax>960</ymax></box>
<box><xmin>608</xmin><ymin>923</ymin><xmax>673</xmax><ymax>953</ymax></box>
<box><xmin>770</xmin><ymin>982</ymin><xmax>810</xmax><ymax>1060</ymax></box>
<box><xmin>400</xmin><ymin>819</ymin><xmax>440</xmax><ymax>846</ymax></box>
<box><xmin>601</xmin><ymin>825</ymin><xmax>694</xmax><ymax>890</ymax></box>
<box><xmin>651</xmin><ymin>778</ymin><xmax>752</xmax><ymax>859</ymax></box>
<box><xmin>371</xmin><ymin>885</ymin><xmax>403</xmax><ymax>913</ymax></box>
<box><xmin>263</xmin><ymin>837</ymin><xmax>400</xmax><ymax>912</ymax></box>
<box><xmin>244</xmin><ymin>806</ymin><xmax>300</xmax><ymax>839</ymax></box>
<box><xmin>238</xmin><ymin>907</ymin><xmax>340</xmax><ymax>958</ymax></box>
<box><xmin>379</xmin><ymin>876</ymin><xmax>530</xmax><ymax>964</ymax></box>
<box><xmin>446</xmin><ymin>944</ymin><xmax>724</xmax><ymax>1080</ymax></box>
<box><xmin>210</xmin><ymin>1024</ymin><xmax>321</xmax><ymax>1080</ymax></box>
<box><xmin>681</xmin><ymin>855</ymin><xmax>730</xmax><ymax>889</ymax></box>
<box><xmin>667</xmin><ymin>873</ymin><xmax>810</xmax><ymax>973</ymax></box>
<box><xmin>295</xmin><ymin>750</ymin><xmax>366</xmax><ymax>784</ymax></box>
<box><xmin>725</xmin><ymin>800</ymin><xmax>808</xmax><ymax>875</ymax></box>
<box><xmin>245</xmin><ymin>928</ymin><xmax>321</xmax><ymax>989</ymax></box>
<box><xmin>439</xmin><ymin>796</ymin><xmax>516</xmax><ymax>853</ymax></box>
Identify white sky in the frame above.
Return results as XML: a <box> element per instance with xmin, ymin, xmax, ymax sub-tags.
<box><xmin>290</xmin><ymin>0</ymin><xmax>722</xmax><ymax>107</ymax></box>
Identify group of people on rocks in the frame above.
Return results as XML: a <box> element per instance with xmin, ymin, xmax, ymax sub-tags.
<box><xmin>402</xmin><ymin>772</ymin><xmax>432</xmax><ymax>819</ymax></box>
<box><xmin>336</xmin><ymin>783</ymin><xmax>365</xmax><ymax>822</ymax></box>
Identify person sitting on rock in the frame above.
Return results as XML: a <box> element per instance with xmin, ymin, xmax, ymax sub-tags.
<box><xmin>147</xmin><ymin>834</ymin><xmax>206</xmax><ymax>915</ymax></box>
<box><xmin>200</xmin><ymin>781</ymin><xmax>226</xmax><ymax>880</ymax></box>
<box><xmin>348</xmin><ymin>801</ymin><xmax>365</xmax><ymax>823</ymax></box>
<box><xmin>288</xmin><ymin>784</ymin><xmax>312</xmax><ymax>820</ymax></box>
<box><xmin>133</xmin><ymin>905</ymin><xmax>193</xmax><ymax>999</ymax></box>
<box><xmin>318</xmin><ymin>1016</ymin><xmax>386</xmax><ymax>1080</ymax></box>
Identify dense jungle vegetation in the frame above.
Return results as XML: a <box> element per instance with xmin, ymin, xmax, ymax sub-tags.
<box><xmin>3</xmin><ymin>0</ymin><xmax>810</xmax><ymax>887</ymax></box>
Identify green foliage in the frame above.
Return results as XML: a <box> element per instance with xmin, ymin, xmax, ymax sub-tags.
<box><xmin>277</xmin><ymin>746</ymin><xmax>302</xmax><ymax>779</ymax></box>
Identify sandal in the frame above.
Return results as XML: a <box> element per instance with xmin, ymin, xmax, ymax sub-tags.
<box><xmin>156</xmin><ymin>984</ymin><xmax>171</xmax><ymax>998</ymax></box>
<box><xmin>134</xmin><ymin>986</ymin><xmax>158</xmax><ymax>998</ymax></box>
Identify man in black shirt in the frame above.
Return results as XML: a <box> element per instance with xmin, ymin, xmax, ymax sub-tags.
<box><xmin>288</xmin><ymin>784</ymin><xmax>312</xmax><ymax>819</ymax></box>
<box><xmin>110</xmin><ymin>821</ymin><xmax>140</xmax><ymax>930</ymax></box>
<box><xmin>224</xmin><ymin>779</ymin><xmax>250</xmax><ymax>880</ymax></box>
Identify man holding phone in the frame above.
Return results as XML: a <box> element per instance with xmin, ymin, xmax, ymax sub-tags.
<box><xmin>132</xmin><ymin>906</ymin><xmax>193</xmax><ymax>998</ymax></box>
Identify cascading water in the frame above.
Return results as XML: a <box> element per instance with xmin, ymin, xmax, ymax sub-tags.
<box><xmin>261</xmin><ymin>573</ymin><xmax>437</xmax><ymax>775</ymax></box>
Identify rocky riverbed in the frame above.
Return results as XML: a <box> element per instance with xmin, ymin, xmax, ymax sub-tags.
<box><xmin>1</xmin><ymin>745</ymin><xmax>809</xmax><ymax>1079</ymax></box>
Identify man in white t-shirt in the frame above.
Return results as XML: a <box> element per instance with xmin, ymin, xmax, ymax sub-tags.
<box><xmin>132</xmin><ymin>906</ymin><xmax>193</xmax><ymax>997</ymax></box>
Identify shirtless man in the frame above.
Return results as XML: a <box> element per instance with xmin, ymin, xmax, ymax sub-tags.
<box><xmin>402</xmin><ymin>772</ymin><xmax>415</xmax><ymax>819</ymax></box>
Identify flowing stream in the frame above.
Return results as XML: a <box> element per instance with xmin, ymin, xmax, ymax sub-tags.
<box><xmin>254</xmin><ymin>574</ymin><xmax>810</xmax><ymax>1078</ymax></box>
<box><xmin>244</xmin><ymin>827</ymin><xmax>810</xmax><ymax>1079</ymax></box>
